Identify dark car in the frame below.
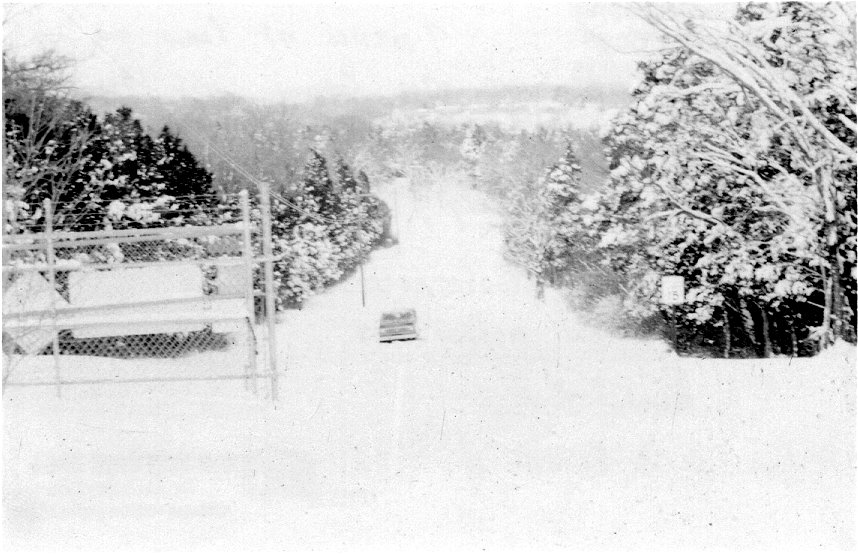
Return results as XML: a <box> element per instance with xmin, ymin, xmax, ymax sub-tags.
<box><xmin>379</xmin><ymin>309</ymin><xmax>418</xmax><ymax>342</ymax></box>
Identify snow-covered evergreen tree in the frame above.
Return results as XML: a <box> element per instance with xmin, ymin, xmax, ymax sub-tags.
<box><xmin>536</xmin><ymin>144</ymin><xmax>586</xmax><ymax>284</ymax></box>
<box><xmin>459</xmin><ymin>124</ymin><xmax>488</xmax><ymax>183</ymax></box>
<box><xmin>356</xmin><ymin>169</ymin><xmax>371</xmax><ymax>193</ymax></box>
<box><xmin>266</xmin><ymin>151</ymin><xmax>385</xmax><ymax>308</ymax></box>
<box><xmin>334</xmin><ymin>156</ymin><xmax>359</xmax><ymax>194</ymax></box>
<box><xmin>299</xmin><ymin>149</ymin><xmax>339</xmax><ymax>219</ymax></box>
<box><xmin>504</xmin><ymin>143</ymin><xmax>596</xmax><ymax>294</ymax></box>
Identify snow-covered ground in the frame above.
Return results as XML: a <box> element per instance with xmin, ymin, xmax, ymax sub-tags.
<box><xmin>3</xmin><ymin>178</ymin><xmax>855</xmax><ymax>550</ymax></box>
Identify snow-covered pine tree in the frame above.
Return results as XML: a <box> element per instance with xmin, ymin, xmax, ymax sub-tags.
<box><xmin>264</xmin><ymin>153</ymin><xmax>387</xmax><ymax>309</ymax></box>
<box><xmin>300</xmin><ymin>149</ymin><xmax>339</xmax><ymax>220</ymax></box>
<box><xmin>459</xmin><ymin>124</ymin><xmax>488</xmax><ymax>185</ymax></box>
<box><xmin>504</xmin><ymin>175</ymin><xmax>546</xmax><ymax>276</ymax></box>
<box><xmin>151</xmin><ymin>125</ymin><xmax>219</xmax><ymax>226</ymax></box>
<box><xmin>334</xmin><ymin>156</ymin><xmax>359</xmax><ymax>194</ymax></box>
<box><xmin>268</xmin><ymin>150</ymin><xmax>341</xmax><ymax>307</ymax></box>
<box><xmin>278</xmin><ymin>222</ymin><xmax>343</xmax><ymax>304</ymax></box>
<box><xmin>356</xmin><ymin>169</ymin><xmax>371</xmax><ymax>193</ymax></box>
<box><xmin>330</xmin><ymin>158</ymin><xmax>363</xmax><ymax>269</ymax></box>
<box><xmin>504</xmin><ymin>141</ymin><xmax>601</xmax><ymax>297</ymax></box>
<box><xmin>83</xmin><ymin>113</ymin><xmax>218</xmax><ymax>235</ymax></box>
<box><xmin>536</xmin><ymin>143</ymin><xmax>586</xmax><ymax>285</ymax></box>
<box><xmin>330</xmin><ymin>157</ymin><xmax>385</xmax><ymax>275</ymax></box>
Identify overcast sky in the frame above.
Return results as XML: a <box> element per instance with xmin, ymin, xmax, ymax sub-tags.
<box><xmin>3</xmin><ymin>2</ymin><xmax>727</xmax><ymax>101</ymax></box>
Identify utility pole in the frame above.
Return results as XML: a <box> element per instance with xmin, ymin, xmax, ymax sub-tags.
<box><xmin>394</xmin><ymin>180</ymin><xmax>400</xmax><ymax>240</ymax></box>
<box><xmin>356</xmin><ymin>192</ymin><xmax>375</xmax><ymax>308</ymax></box>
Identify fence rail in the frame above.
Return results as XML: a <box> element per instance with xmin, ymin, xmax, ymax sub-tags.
<box><xmin>3</xmin><ymin>222</ymin><xmax>249</xmax><ymax>244</ymax></box>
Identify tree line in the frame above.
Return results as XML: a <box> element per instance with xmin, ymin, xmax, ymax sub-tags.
<box><xmin>504</xmin><ymin>2</ymin><xmax>856</xmax><ymax>357</ymax></box>
<box><xmin>3</xmin><ymin>53</ymin><xmax>389</xmax><ymax>309</ymax></box>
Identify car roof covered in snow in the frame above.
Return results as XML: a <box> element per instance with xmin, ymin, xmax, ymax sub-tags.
<box><xmin>380</xmin><ymin>309</ymin><xmax>416</xmax><ymax>322</ymax></box>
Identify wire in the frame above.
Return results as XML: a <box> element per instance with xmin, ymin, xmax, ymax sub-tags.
<box><xmin>175</xmin><ymin>121</ymin><xmax>259</xmax><ymax>186</ymax></box>
<box><xmin>167</xmin><ymin>113</ymin><xmax>337</xmax><ymax>225</ymax></box>
<box><xmin>159</xmin><ymin>110</ymin><xmax>385</xmax><ymax>229</ymax></box>
<box><xmin>269</xmin><ymin>191</ymin><xmax>333</xmax><ymax>224</ymax></box>
<box><xmin>47</xmin><ymin>193</ymin><xmax>231</xmax><ymax>208</ymax></box>
<box><xmin>49</xmin><ymin>207</ymin><xmax>237</xmax><ymax>216</ymax></box>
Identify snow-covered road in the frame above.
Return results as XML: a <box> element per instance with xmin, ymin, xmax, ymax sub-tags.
<box><xmin>4</xmin><ymin>178</ymin><xmax>855</xmax><ymax>550</ymax></box>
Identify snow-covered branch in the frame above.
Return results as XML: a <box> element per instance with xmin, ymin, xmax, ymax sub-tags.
<box><xmin>635</xmin><ymin>3</ymin><xmax>857</xmax><ymax>164</ymax></box>
<box><xmin>650</xmin><ymin>179</ymin><xmax>729</xmax><ymax>229</ymax></box>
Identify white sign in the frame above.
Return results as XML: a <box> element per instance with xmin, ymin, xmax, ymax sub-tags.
<box><xmin>661</xmin><ymin>275</ymin><xmax>685</xmax><ymax>305</ymax></box>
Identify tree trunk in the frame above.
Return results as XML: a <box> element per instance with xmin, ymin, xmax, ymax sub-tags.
<box><xmin>819</xmin><ymin>167</ymin><xmax>840</xmax><ymax>350</ymax></box>
<box><xmin>821</xmin><ymin>265</ymin><xmax>834</xmax><ymax>349</ymax></box>
<box><xmin>789</xmin><ymin>317</ymin><xmax>798</xmax><ymax>357</ymax></box>
<box><xmin>759</xmin><ymin>305</ymin><xmax>772</xmax><ymax>358</ymax></box>
<box><xmin>723</xmin><ymin>309</ymin><xmax>731</xmax><ymax>358</ymax></box>
<box><xmin>831</xmin><ymin>269</ymin><xmax>843</xmax><ymax>340</ymax></box>
<box><xmin>739</xmin><ymin>297</ymin><xmax>756</xmax><ymax>353</ymax></box>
